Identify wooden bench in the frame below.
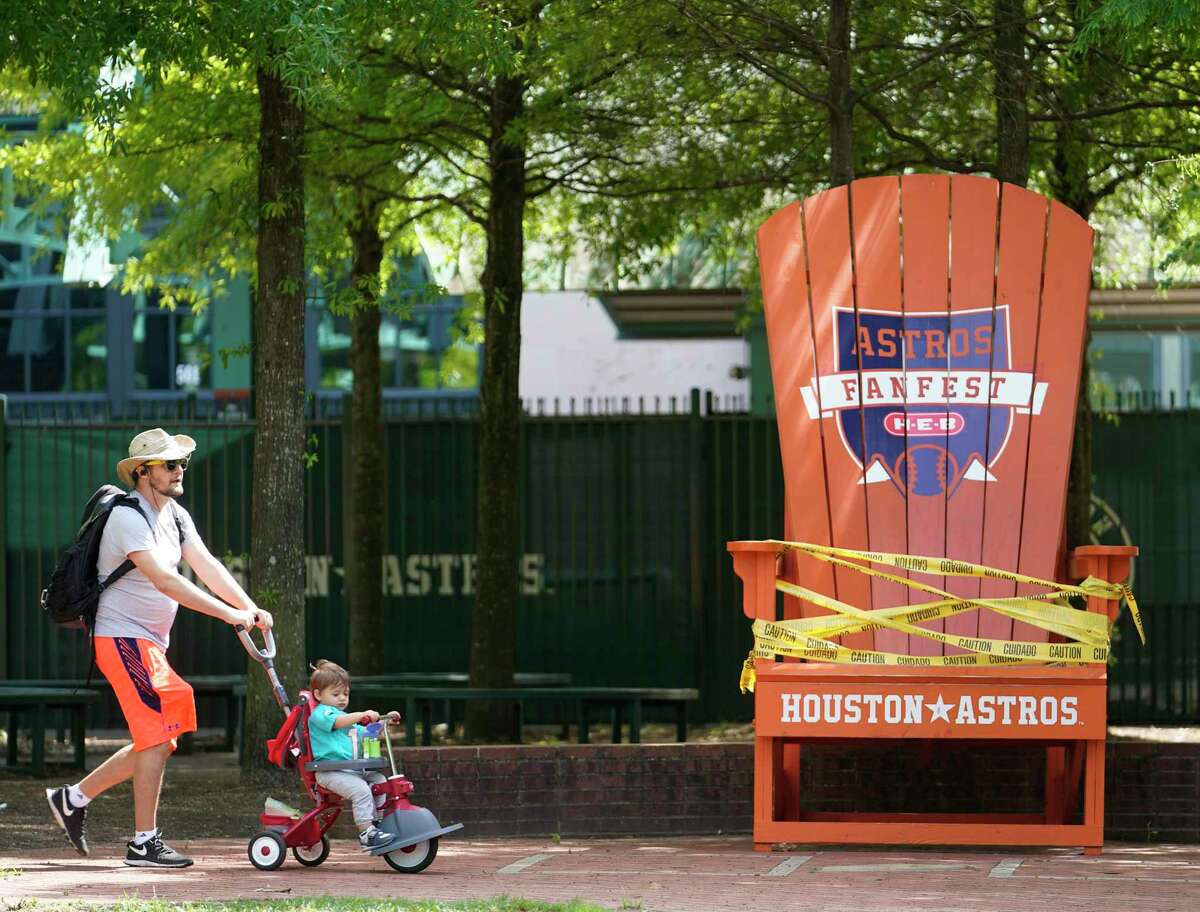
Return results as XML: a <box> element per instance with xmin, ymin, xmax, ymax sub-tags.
<box><xmin>0</xmin><ymin>675</ymin><xmax>245</xmax><ymax>755</ymax></box>
<box><xmin>345</xmin><ymin>685</ymin><xmax>699</xmax><ymax>746</ymax></box>
<box><xmin>735</xmin><ymin>174</ymin><xmax>1139</xmax><ymax>854</ymax></box>
<box><xmin>356</xmin><ymin>673</ymin><xmax>572</xmax><ymax>686</ymax></box>
<box><xmin>0</xmin><ymin>687</ymin><xmax>102</xmax><ymax>776</ymax></box>
<box><xmin>229</xmin><ymin>672</ymin><xmax>576</xmax><ymax>754</ymax></box>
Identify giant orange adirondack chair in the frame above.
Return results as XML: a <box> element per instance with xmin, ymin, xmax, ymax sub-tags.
<box><xmin>730</xmin><ymin>174</ymin><xmax>1138</xmax><ymax>854</ymax></box>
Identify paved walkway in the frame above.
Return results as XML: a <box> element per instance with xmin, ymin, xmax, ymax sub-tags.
<box><xmin>4</xmin><ymin>837</ymin><xmax>1200</xmax><ymax>910</ymax></box>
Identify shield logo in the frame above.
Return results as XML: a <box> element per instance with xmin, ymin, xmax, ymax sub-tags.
<box><xmin>829</xmin><ymin>305</ymin><xmax>1026</xmax><ymax>498</ymax></box>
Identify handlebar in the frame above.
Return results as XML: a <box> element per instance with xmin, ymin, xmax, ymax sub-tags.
<box><xmin>235</xmin><ymin>624</ymin><xmax>276</xmax><ymax>663</ymax></box>
<box><xmin>235</xmin><ymin>624</ymin><xmax>290</xmax><ymax>714</ymax></box>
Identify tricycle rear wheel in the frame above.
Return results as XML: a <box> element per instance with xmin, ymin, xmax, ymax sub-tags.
<box><xmin>293</xmin><ymin>835</ymin><xmax>331</xmax><ymax>866</ymax></box>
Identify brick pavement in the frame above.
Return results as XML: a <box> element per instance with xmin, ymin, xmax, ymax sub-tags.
<box><xmin>3</xmin><ymin>837</ymin><xmax>1200</xmax><ymax>911</ymax></box>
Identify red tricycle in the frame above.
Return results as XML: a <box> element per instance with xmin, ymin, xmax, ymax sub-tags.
<box><xmin>236</xmin><ymin>626</ymin><xmax>463</xmax><ymax>872</ymax></box>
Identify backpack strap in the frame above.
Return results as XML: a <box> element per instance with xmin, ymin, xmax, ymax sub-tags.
<box><xmin>170</xmin><ymin>500</ymin><xmax>185</xmax><ymax>547</ymax></box>
<box><xmin>98</xmin><ymin>499</ymin><xmax>156</xmax><ymax>593</ymax></box>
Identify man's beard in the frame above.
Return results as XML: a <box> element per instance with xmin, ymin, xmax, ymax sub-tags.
<box><xmin>151</xmin><ymin>478</ymin><xmax>183</xmax><ymax>498</ymax></box>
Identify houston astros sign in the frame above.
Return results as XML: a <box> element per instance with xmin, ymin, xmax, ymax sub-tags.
<box><xmin>753</xmin><ymin>679</ymin><xmax>1104</xmax><ymax>739</ymax></box>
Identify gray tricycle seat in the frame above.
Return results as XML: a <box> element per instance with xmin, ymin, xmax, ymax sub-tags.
<box><xmin>304</xmin><ymin>758</ymin><xmax>390</xmax><ymax>773</ymax></box>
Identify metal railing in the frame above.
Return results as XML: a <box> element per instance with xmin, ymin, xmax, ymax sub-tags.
<box><xmin>2</xmin><ymin>394</ymin><xmax>1196</xmax><ymax>725</ymax></box>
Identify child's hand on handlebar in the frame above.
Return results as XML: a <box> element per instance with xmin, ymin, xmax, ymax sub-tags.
<box><xmin>359</xmin><ymin>710</ymin><xmax>381</xmax><ymax>724</ymax></box>
<box><xmin>384</xmin><ymin>710</ymin><xmax>402</xmax><ymax>724</ymax></box>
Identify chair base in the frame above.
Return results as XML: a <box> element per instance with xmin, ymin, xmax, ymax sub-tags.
<box><xmin>753</xmin><ymin>819</ymin><xmax>1102</xmax><ymax>852</ymax></box>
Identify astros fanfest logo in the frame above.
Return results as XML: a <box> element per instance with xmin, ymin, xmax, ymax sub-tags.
<box><xmin>798</xmin><ymin>306</ymin><xmax>1048</xmax><ymax>497</ymax></box>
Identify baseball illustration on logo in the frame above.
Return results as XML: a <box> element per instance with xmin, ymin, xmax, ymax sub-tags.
<box><xmin>798</xmin><ymin>305</ymin><xmax>1047</xmax><ymax>497</ymax></box>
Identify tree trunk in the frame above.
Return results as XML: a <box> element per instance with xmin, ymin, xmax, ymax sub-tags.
<box><xmin>828</xmin><ymin>0</ymin><xmax>854</xmax><ymax>187</ymax></box>
<box><xmin>347</xmin><ymin>208</ymin><xmax>385</xmax><ymax>675</ymax></box>
<box><xmin>993</xmin><ymin>0</ymin><xmax>1030</xmax><ymax>186</ymax></box>
<box><xmin>466</xmin><ymin>69</ymin><xmax>527</xmax><ymax>742</ymax></box>
<box><xmin>1049</xmin><ymin>29</ymin><xmax>1097</xmax><ymax>552</ymax></box>
<box><xmin>243</xmin><ymin>65</ymin><xmax>308</xmax><ymax>781</ymax></box>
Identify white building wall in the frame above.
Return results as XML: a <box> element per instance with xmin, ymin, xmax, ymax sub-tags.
<box><xmin>519</xmin><ymin>291</ymin><xmax>750</xmax><ymax>406</ymax></box>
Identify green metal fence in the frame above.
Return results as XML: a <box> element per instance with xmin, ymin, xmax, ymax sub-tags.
<box><xmin>2</xmin><ymin>396</ymin><xmax>1196</xmax><ymax>725</ymax></box>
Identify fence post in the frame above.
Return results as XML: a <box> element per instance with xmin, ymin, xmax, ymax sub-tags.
<box><xmin>341</xmin><ymin>391</ymin><xmax>354</xmax><ymax>661</ymax></box>
<box><xmin>688</xmin><ymin>388</ymin><xmax>704</xmax><ymax>713</ymax></box>
<box><xmin>0</xmin><ymin>395</ymin><xmax>6</xmax><ymax>679</ymax></box>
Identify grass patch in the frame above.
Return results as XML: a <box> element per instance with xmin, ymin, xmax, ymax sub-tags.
<box><xmin>0</xmin><ymin>866</ymin><xmax>20</xmax><ymax>878</ymax></box>
<box><xmin>81</xmin><ymin>900</ymin><xmax>605</xmax><ymax>912</ymax></box>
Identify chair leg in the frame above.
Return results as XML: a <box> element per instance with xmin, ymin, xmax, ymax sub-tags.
<box><xmin>754</xmin><ymin>735</ymin><xmax>777</xmax><ymax>840</ymax></box>
<box><xmin>72</xmin><ymin>707</ymin><xmax>87</xmax><ymax>771</ymax></box>
<box><xmin>578</xmin><ymin>702</ymin><xmax>589</xmax><ymax>744</ymax></box>
<box><xmin>32</xmin><ymin>705</ymin><xmax>46</xmax><ymax>778</ymax></box>
<box><xmin>404</xmin><ymin>698</ymin><xmax>417</xmax><ymax>746</ymax></box>
<box><xmin>6</xmin><ymin>712</ymin><xmax>18</xmax><ymax>767</ymax></box>
<box><xmin>224</xmin><ymin>695</ymin><xmax>237</xmax><ymax>752</ymax></box>
<box><xmin>1082</xmin><ymin>739</ymin><xmax>1105</xmax><ymax>855</ymax></box>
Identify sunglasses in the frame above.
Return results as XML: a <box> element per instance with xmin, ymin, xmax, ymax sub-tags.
<box><xmin>144</xmin><ymin>458</ymin><xmax>189</xmax><ymax>472</ymax></box>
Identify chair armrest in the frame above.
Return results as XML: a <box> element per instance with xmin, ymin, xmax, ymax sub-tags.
<box><xmin>1068</xmin><ymin>545</ymin><xmax>1138</xmax><ymax>622</ymax></box>
<box><xmin>727</xmin><ymin>540</ymin><xmax>787</xmax><ymax>620</ymax></box>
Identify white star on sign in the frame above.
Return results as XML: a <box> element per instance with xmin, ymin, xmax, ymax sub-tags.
<box><xmin>927</xmin><ymin>695</ymin><xmax>952</xmax><ymax>723</ymax></box>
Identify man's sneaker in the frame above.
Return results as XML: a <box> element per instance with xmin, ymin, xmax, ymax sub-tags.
<box><xmin>45</xmin><ymin>786</ymin><xmax>89</xmax><ymax>856</ymax></box>
<box><xmin>358</xmin><ymin>826</ymin><xmax>396</xmax><ymax>851</ymax></box>
<box><xmin>124</xmin><ymin>834</ymin><xmax>193</xmax><ymax>868</ymax></box>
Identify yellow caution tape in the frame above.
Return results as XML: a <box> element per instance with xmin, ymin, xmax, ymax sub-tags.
<box><xmin>739</xmin><ymin>541</ymin><xmax>1143</xmax><ymax>693</ymax></box>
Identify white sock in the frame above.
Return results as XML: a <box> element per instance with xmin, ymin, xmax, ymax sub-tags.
<box><xmin>133</xmin><ymin>828</ymin><xmax>158</xmax><ymax>846</ymax></box>
<box><xmin>67</xmin><ymin>785</ymin><xmax>91</xmax><ymax>808</ymax></box>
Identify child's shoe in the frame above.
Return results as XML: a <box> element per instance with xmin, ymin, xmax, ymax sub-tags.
<box><xmin>359</xmin><ymin>825</ymin><xmax>396</xmax><ymax>851</ymax></box>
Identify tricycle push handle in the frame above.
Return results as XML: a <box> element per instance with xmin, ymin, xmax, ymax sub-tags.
<box><xmin>235</xmin><ymin>625</ymin><xmax>290</xmax><ymax>714</ymax></box>
<box><xmin>235</xmin><ymin>624</ymin><xmax>276</xmax><ymax>662</ymax></box>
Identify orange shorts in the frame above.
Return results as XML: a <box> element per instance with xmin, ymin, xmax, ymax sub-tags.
<box><xmin>94</xmin><ymin>637</ymin><xmax>197</xmax><ymax>752</ymax></box>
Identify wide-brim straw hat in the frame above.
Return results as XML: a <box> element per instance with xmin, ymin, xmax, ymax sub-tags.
<box><xmin>117</xmin><ymin>428</ymin><xmax>197</xmax><ymax>487</ymax></box>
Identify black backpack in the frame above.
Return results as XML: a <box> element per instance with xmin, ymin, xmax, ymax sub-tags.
<box><xmin>41</xmin><ymin>484</ymin><xmax>153</xmax><ymax>631</ymax></box>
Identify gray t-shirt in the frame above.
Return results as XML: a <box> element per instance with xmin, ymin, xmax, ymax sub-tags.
<box><xmin>94</xmin><ymin>491</ymin><xmax>201</xmax><ymax>649</ymax></box>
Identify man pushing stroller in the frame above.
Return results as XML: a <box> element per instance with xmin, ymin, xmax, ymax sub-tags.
<box><xmin>45</xmin><ymin>429</ymin><xmax>273</xmax><ymax>868</ymax></box>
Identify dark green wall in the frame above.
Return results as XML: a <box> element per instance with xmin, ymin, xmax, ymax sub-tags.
<box><xmin>4</xmin><ymin>406</ymin><xmax>1196</xmax><ymax>724</ymax></box>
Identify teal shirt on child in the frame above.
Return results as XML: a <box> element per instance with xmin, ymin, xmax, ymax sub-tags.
<box><xmin>308</xmin><ymin>703</ymin><xmax>369</xmax><ymax>761</ymax></box>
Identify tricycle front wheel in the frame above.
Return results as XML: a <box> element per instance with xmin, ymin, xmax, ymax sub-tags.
<box><xmin>382</xmin><ymin>837</ymin><xmax>438</xmax><ymax>873</ymax></box>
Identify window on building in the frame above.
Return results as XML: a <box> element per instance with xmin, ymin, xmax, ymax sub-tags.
<box><xmin>0</xmin><ymin>248</ymin><xmax>107</xmax><ymax>393</ymax></box>
<box><xmin>317</xmin><ymin>299</ymin><xmax>478</xmax><ymax>392</ymax></box>
<box><xmin>1090</xmin><ymin>332</ymin><xmax>1156</xmax><ymax>400</ymax></box>
<box><xmin>1189</xmin><ymin>333</ymin><xmax>1200</xmax><ymax>404</ymax></box>
<box><xmin>132</xmin><ymin>292</ymin><xmax>212</xmax><ymax>390</ymax></box>
<box><xmin>1090</xmin><ymin>330</ymin><xmax>1200</xmax><ymax>407</ymax></box>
